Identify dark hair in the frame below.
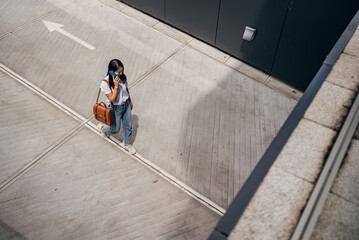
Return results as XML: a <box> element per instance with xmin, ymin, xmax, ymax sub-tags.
<box><xmin>107</xmin><ymin>59</ymin><xmax>127</xmax><ymax>88</ymax></box>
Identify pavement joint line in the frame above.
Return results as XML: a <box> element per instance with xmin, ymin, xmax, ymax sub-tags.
<box><xmin>274</xmin><ymin>166</ymin><xmax>315</xmax><ymax>185</ymax></box>
<box><xmin>0</xmin><ymin>1</ymin><xmax>75</xmax><ymax>40</ymax></box>
<box><xmin>186</xmin><ymin>43</ymin><xmax>302</xmax><ymax>100</ymax></box>
<box><xmin>0</xmin><ymin>63</ymin><xmax>89</xmax><ymax>123</ymax></box>
<box><xmin>95</xmin><ymin>0</ymin><xmax>126</xmax><ymax>10</ymax></box>
<box><xmin>1</xmin><ymin>62</ymin><xmax>226</xmax><ymax>216</ymax></box>
<box><xmin>152</xmin><ymin>24</ymin><xmax>194</xmax><ymax>45</ymax></box>
<box><xmin>85</xmin><ymin>121</ymin><xmax>226</xmax><ymax>216</ymax></box>
<box><xmin>326</xmin><ymin>79</ymin><xmax>359</xmax><ymax>93</ymax></box>
<box><xmin>330</xmin><ymin>191</ymin><xmax>359</xmax><ymax>208</ymax></box>
<box><xmin>223</xmin><ymin>55</ymin><xmax>231</xmax><ymax>64</ymax></box>
<box><xmin>0</xmin><ymin>122</ymin><xmax>87</xmax><ymax>193</ymax></box>
<box><xmin>263</xmin><ymin>75</ymin><xmax>271</xmax><ymax>84</ymax></box>
<box><xmin>302</xmin><ymin>116</ymin><xmax>339</xmax><ymax>132</ymax></box>
<box><xmin>129</xmin><ymin>43</ymin><xmax>188</xmax><ymax>89</ymax></box>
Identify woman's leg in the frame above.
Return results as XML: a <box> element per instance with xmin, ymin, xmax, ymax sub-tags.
<box><xmin>122</xmin><ymin>100</ymin><xmax>132</xmax><ymax>145</ymax></box>
<box><xmin>102</xmin><ymin>105</ymin><xmax>121</xmax><ymax>135</ymax></box>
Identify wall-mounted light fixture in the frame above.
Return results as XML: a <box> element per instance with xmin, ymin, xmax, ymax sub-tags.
<box><xmin>243</xmin><ymin>26</ymin><xmax>256</xmax><ymax>41</ymax></box>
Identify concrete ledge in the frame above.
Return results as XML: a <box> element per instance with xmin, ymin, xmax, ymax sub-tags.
<box><xmin>311</xmin><ymin>193</ymin><xmax>359</xmax><ymax>240</ymax></box>
<box><xmin>228</xmin><ymin>118</ymin><xmax>336</xmax><ymax>239</ymax></box>
<box><xmin>331</xmin><ymin>139</ymin><xmax>359</xmax><ymax>206</ymax></box>
<box><xmin>344</xmin><ymin>29</ymin><xmax>359</xmax><ymax>57</ymax></box>
<box><xmin>229</xmin><ymin>167</ymin><xmax>313</xmax><ymax>240</ymax></box>
<box><xmin>304</xmin><ymin>81</ymin><xmax>356</xmax><ymax>130</ymax></box>
<box><xmin>228</xmin><ymin>22</ymin><xmax>359</xmax><ymax>240</ymax></box>
<box><xmin>273</xmin><ymin>119</ymin><xmax>336</xmax><ymax>183</ymax></box>
<box><xmin>327</xmin><ymin>53</ymin><xmax>359</xmax><ymax>91</ymax></box>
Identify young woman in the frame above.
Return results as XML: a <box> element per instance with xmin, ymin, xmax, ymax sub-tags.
<box><xmin>97</xmin><ymin>59</ymin><xmax>136</xmax><ymax>155</ymax></box>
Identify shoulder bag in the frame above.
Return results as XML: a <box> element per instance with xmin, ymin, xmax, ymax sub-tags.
<box><xmin>93</xmin><ymin>80</ymin><xmax>115</xmax><ymax>126</ymax></box>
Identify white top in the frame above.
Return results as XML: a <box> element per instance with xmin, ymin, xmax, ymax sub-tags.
<box><xmin>100</xmin><ymin>75</ymin><xmax>129</xmax><ymax>105</ymax></box>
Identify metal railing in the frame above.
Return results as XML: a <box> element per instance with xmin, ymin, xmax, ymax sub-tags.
<box><xmin>291</xmin><ymin>79</ymin><xmax>359</xmax><ymax>240</ymax></box>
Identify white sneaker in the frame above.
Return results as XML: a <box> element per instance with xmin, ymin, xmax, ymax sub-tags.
<box><xmin>125</xmin><ymin>144</ymin><xmax>136</xmax><ymax>155</ymax></box>
<box><xmin>97</xmin><ymin>124</ymin><xmax>108</xmax><ymax>138</ymax></box>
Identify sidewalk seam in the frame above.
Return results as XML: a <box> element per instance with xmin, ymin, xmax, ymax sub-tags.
<box><xmin>330</xmin><ymin>191</ymin><xmax>359</xmax><ymax>208</ymax></box>
<box><xmin>0</xmin><ymin>122</ymin><xmax>87</xmax><ymax>193</ymax></box>
<box><xmin>0</xmin><ymin>62</ymin><xmax>226</xmax><ymax>216</ymax></box>
<box><xmin>0</xmin><ymin>1</ymin><xmax>75</xmax><ymax>40</ymax></box>
<box><xmin>129</xmin><ymin>44</ymin><xmax>188</xmax><ymax>89</ymax></box>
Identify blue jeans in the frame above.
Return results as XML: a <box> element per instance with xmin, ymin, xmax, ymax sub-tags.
<box><xmin>102</xmin><ymin>99</ymin><xmax>132</xmax><ymax>145</ymax></box>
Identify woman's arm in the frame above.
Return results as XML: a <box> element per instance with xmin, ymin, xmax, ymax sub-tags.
<box><xmin>105</xmin><ymin>76</ymin><xmax>120</xmax><ymax>103</ymax></box>
<box><xmin>127</xmin><ymin>87</ymin><xmax>133</xmax><ymax>110</ymax></box>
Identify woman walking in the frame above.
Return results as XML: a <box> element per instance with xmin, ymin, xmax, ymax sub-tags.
<box><xmin>97</xmin><ymin>59</ymin><xmax>136</xmax><ymax>155</ymax></box>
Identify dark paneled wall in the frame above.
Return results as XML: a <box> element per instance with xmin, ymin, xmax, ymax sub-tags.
<box><xmin>166</xmin><ymin>0</ymin><xmax>220</xmax><ymax>45</ymax></box>
<box><xmin>122</xmin><ymin>0</ymin><xmax>165</xmax><ymax>20</ymax></box>
<box><xmin>121</xmin><ymin>0</ymin><xmax>359</xmax><ymax>91</ymax></box>
<box><xmin>271</xmin><ymin>0</ymin><xmax>359</xmax><ymax>90</ymax></box>
<box><xmin>215</xmin><ymin>0</ymin><xmax>290</xmax><ymax>73</ymax></box>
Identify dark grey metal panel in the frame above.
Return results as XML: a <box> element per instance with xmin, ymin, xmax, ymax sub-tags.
<box><xmin>165</xmin><ymin>0</ymin><xmax>220</xmax><ymax>45</ymax></box>
<box><xmin>122</xmin><ymin>0</ymin><xmax>165</xmax><ymax>20</ymax></box>
<box><xmin>271</xmin><ymin>0</ymin><xmax>359</xmax><ymax>91</ymax></box>
<box><xmin>215</xmin><ymin>0</ymin><xmax>290</xmax><ymax>73</ymax></box>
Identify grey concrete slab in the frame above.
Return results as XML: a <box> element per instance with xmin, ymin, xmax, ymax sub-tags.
<box><xmin>355</xmin><ymin>123</ymin><xmax>359</xmax><ymax>139</ymax></box>
<box><xmin>344</xmin><ymin>29</ymin><xmax>359</xmax><ymax>57</ymax></box>
<box><xmin>96</xmin><ymin>0</ymin><xmax>127</xmax><ymax>12</ymax></box>
<box><xmin>273</xmin><ymin>119</ymin><xmax>336</xmax><ymax>183</ymax></box>
<box><xmin>0</xmin><ymin>126</ymin><xmax>220</xmax><ymax>239</ymax></box>
<box><xmin>228</xmin><ymin>166</ymin><xmax>313</xmax><ymax>240</ymax></box>
<box><xmin>265</xmin><ymin>76</ymin><xmax>303</xmax><ymax>101</ymax></box>
<box><xmin>327</xmin><ymin>53</ymin><xmax>359</xmax><ymax>91</ymax></box>
<box><xmin>331</xmin><ymin>139</ymin><xmax>359</xmax><ymax>206</ymax></box>
<box><xmin>304</xmin><ymin>81</ymin><xmax>356</xmax><ymax>130</ymax></box>
<box><xmin>311</xmin><ymin>193</ymin><xmax>359</xmax><ymax>240</ymax></box>
<box><xmin>0</xmin><ymin>70</ymin><xmax>79</xmax><ymax>186</ymax></box>
<box><xmin>225</xmin><ymin>59</ymin><xmax>303</xmax><ymax>101</ymax></box>
<box><xmin>0</xmin><ymin>0</ymin><xmax>183</xmax><ymax>118</ymax></box>
<box><xmin>311</xmin><ymin>134</ymin><xmax>359</xmax><ymax>240</ymax></box>
<box><xmin>153</xmin><ymin>21</ymin><xmax>193</xmax><ymax>44</ymax></box>
<box><xmin>0</xmin><ymin>0</ymin><xmax>297</xmax><ymax>211</ymax></box>
<box><xmin>0</xmin><ymin>0</ymin><xmax>73</xmax><ymax>36</ymax></box>
<box><xmin>225</xmin><ymin>57</ymin><xmax>269</xmax><ymax>84</ymax></box>
<box><xmin>0</xmin><ymin>65</ymin><xmax>220</xmax><ymax>239</ymax></box>
<box><xmin>120</xmin><ymin>3</ymin><xmax>159</xmax><ymax>27</ymax></box>
<box><xmin>188</xmin><ymin>39</ymin><xmax>230</xmax><ymax>63</ymax></box>
<box><xmin>130</xmin><ymin>46</ymin><xmax>297</xmax><ymax>208</ymax></box>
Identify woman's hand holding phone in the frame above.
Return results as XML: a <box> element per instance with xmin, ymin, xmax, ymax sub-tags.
<box><xmin>113</xmin><ymin>76</ymin><xmax>120</xmax><ymax>87</ymax></box>
<box><xmin>110</xmin><ymin>70</ymin><xmax>120</xmax><ymax>88</ymax></box>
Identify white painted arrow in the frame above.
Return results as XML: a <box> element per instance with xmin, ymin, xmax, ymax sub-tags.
<box><xmin>42</xmin><ymin>20</ymin><xmax>95</xmax><ymax>50</ymax></box>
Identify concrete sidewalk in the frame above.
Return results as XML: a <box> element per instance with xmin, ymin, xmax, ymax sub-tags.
<box><xmin>0</xmin><ymin>0</ymin><xmax>300</xmax><ymax>238</ymax></box>
<box><xmin>0</xmin><ymin>68</ymin><xmax>220</xmax><ymax>239</ymax></box>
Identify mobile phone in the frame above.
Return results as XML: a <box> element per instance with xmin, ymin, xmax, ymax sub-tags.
<box><xmin>109</xmin><ymin>70</ymin><xmax>117</xmax><ymax>78</ymax></box>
